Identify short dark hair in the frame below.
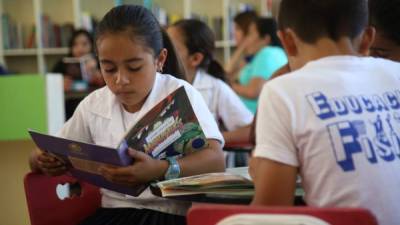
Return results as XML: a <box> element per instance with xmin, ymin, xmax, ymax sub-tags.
<box><xmin>254</xmin><ymin>18</ymin><xmax>282</xmax><ymax>47</ymax></box>
<box><xmin>95</xmin><ymin>5</ymin><xmax>185</xmax><ymax>80</ymax></box>
<box><xmin>278</xmin><ymin>0</ymin><xmax>368</xmax><ymax>43</ymax></box>
<box><xmin>234</xmin><ymin>11</ymin><xmax>258</xmax><ymax>35</ymax></box>
<box><xmin>369</xmin><ymin>0</ymin><xmax>400</xmax><ymax>45</ymax></box>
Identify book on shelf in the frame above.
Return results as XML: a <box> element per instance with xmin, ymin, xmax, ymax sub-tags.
<box><xmin>40</xmin><ymin>14</ymin><xmax>74</xmax><ymax>48</ymax></box>
<box><xmin>29</xmin><ymin>86</ymin><xmax>209</xmax><ymax>196</ymax></box>
<box><xmin>2</xmin><ymin>14</ymin><xmax>27</xmax><ymax>49</ymax></box>
<box><xmin>153</xmin><ymin>167</ymin><xmax>254</xmax><ymax>198</ymax></box>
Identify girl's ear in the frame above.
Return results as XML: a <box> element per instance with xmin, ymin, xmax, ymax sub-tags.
<box><xmin>277</xmin><ymin>29</ymin><xmax>298</xmax><ymax>57</ymax></box>
<box><xmin>156</xmin><ymin>48</ymin><xmax>168</xmax><ymax>72</ymax></box>
<box><xmin>188</xmin><ymin>52</ymin><xmax>204</xmax><ymax>68</ymax></box>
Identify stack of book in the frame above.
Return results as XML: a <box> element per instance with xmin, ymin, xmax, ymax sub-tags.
<box><xmin>154</xmin><ymin>167</ymin><xmax>254</xmax><ymax>198</ymax></box>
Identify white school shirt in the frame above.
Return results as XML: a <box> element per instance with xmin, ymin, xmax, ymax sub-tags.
<box><xmin>253</xmin><ymin>56</ymin><xmax>400</xmax><ymax>225</ymax></box>
<box><xmin>193</xmin><ymin>69</ymin><xmax>253</xmax><ymax>131</ymax></box>
<box><xmin>58</xmin><ymin>73</ymin><xmax>224</xmax><ymax>216</ymax></box>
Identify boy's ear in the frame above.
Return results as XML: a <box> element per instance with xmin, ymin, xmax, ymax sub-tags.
<box><xmin>188</xmin><ymin>52</ymin><xmax>204</xmax><ymax>68</ymax></box>
<box><xmin>156</xmin><ymin>48</ymin><xmax>168</xmax><ymax>71</ymax></box>
<box><xmin>358</xmin><ymin>26</ymin><xmax>376</xmax><ymax>56</ymax></box>
<box><xmin>277</xmin><ymin>29</ymin><xmax>298</xmax><ymax>57</ymax></box>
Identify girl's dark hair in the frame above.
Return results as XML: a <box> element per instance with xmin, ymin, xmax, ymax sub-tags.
<box><xmin>68</xmin><ymin>29</ymin><xmax>94</xmax><ymax>56</ymax></box>
<box><xmin>234</xmin><ymin>11</ymin><xmax>258</xmax><ymax>35</ymax></box>
<box><xmin>172</xmin><ymin>19</ymin><xmax>226</xmax><ymax>82</ymax></box>
<box><xmin>161</xmin><ymin>29</ymin><xmax>186</xmax><ymax>80</ymax></box>
<box><xmin>95</xmin><ymin>5</ymin><xmax>186</xmax><ymax>80</ymax></box>
<box><xmin>255</xmin><ymin>17</ymin><xmax>282</xmax><ymax>47</ymax></box>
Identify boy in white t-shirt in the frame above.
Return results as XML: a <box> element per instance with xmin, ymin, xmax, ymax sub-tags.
<box><xmin>250</xmin><ymin>0</ymin><xmax>400</xmax><ymax>225</ymax></box>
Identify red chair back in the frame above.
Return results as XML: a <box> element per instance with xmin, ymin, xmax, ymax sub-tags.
<box><xmin>187</xmin><ymin>204</ymin><xmax>378</xmax><ymax>225</ymax></box>
<box><xmin>24</xmin><ymin>172</ymin><xmax>101</xmax><ymax>225</ymax></box>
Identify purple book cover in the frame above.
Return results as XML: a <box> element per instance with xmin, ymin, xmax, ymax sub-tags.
<box><xmin>29</xmin><ymin>130</ymin><xmax>146</xmax><ymax>196</ymax></box>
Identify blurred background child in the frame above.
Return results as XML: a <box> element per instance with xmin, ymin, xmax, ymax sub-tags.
<box><xmin>230</xmin><ymin>17</ymin><xmax>287</xmax><ymax>114</ymax></box>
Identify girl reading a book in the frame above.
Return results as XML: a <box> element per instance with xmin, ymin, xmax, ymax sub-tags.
<box><xmin>52</xmin><ymin>29</ymin><xmax>105</xmax><ymax>91</ymax></box>
<box><xmin>167</xmin><ymin>19</ymin><xmax>254</xmax><ymax>145</ymax></box>
<box><xmin>53</xmin><ymin>29</ymin><xmax>106</xmax><ymax>120</ymax></box>
<box><xmin>29</xmin><ymin>5</ymin><xmax>225</xmax><ymax>225</ymax></box>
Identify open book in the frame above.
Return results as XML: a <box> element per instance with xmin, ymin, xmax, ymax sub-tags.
<box><xmin>153</xmin><ymin>167</ymin><xmax>254</xmax><ymax>198</ymax></box>
<box><xmin>29</xmin><ymin>86</ymin><xmax>208</xmax><ymax>196</ymax></box>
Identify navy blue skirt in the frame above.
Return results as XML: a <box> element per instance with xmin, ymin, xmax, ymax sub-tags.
<box><xmin>79</xmin><ymin>208</ymin><xmax>186</xmax><ymax>225</ymax></box>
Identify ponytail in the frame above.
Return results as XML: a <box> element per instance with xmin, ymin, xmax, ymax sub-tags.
<box><xmin>161</xmin><ymin>29</ymin><xmax>187</xmax><ymax>81</ymax></box>
<box><xmin>172</xmin><ymin>19</ymin><xmax>228</xmax><ymax>83</ymax></box>
<box><xmin>207</xmin><ymin>59</ymin><xmax>227</xmax><ymax>82</ymax></box>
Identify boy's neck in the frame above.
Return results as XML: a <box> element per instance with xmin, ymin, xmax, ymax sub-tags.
<box><xmin>295</xmin><ymin>37</ymin><xmax>360</xmax><ymax>68</ymax></box>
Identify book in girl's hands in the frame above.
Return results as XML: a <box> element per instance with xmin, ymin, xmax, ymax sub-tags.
<box><xmin>29</xmin><ymin>86</ymin><xmax>208</xmax><ymax>196</ymax></box>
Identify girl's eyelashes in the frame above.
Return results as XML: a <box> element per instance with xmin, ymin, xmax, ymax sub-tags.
<box><xmin>102</xmin><ymin>66</ymin><xmax>142</xmax><ymax>74</ymax></box>
<box><xmin>128</xmin><ymin>66</ymin><xmax>142</xmax><ymax>72</ymax></box>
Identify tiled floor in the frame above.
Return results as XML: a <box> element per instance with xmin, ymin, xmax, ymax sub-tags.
<box><xmin>0</xmin><ymin>140</ymin><xmax>35</xmax><ymax>225</ymax></box>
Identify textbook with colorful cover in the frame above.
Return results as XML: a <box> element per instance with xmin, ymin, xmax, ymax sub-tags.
<box><xmin>29</xmin><ymin>86</ymin><xmax>208</xmax><ymax>196</ymax></box>
<box><xmin>153</xmin><ymin>167</ymin><xmax>254</xmax><ymax>198</ymax></box>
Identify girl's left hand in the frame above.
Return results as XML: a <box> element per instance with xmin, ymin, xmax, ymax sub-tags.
<box><xmin>99</xmin><ymin>149</ymin><xmax>167</xmax><ymax>187</ymax></box>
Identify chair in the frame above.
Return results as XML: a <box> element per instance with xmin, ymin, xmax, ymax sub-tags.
<box><xmin>187</xmin><ymin>204</ymin><xmax>378</xmax><ymax>225</ymax></box>
<box><xmin>24</xmin><ymin>172</ymin><xmax>101</xmax><ymax>225</ymax></box>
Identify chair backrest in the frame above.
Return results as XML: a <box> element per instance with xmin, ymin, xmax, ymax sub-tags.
<box><xmin>216</xmin><ymin>214</ymin><xmax>330</xmax><ymax>225</ymax></box>
<box><xmin>187</xmin><ymin>204</ymin><xmax>378</xmax><ymax>225</ymax></box>
<box><xmin>24</xmin><ymin>172</ymin><xmax>101</xmax><ymax>225</ymax></box>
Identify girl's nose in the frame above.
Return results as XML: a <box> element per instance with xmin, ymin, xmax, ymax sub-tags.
<box><xmin>115</xmin><ymin>71</ymin><xmax>130</xmax><ymax>85</ymax></box>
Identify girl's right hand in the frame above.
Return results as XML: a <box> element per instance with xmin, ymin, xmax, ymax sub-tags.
<box><xmin>30</xmin><ymin>150</ymin><xmax>67</xmax><ymax>176</ymax></box>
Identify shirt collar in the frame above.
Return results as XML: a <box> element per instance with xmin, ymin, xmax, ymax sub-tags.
<box><xmin>193</xmin><ymin>69</ymin><xmax>214</xmax><ymax>89</ymax></box>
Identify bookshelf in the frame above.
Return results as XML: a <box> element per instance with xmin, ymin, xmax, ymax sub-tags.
<box><xmin>0</xmin><ymin>0</ymin><xmax>272</xmax><ymax>75</ymax></box>
<box><xmin>152</xmin><ymin>0</ymin><xmax>272</xmax><ymax>64</ymax></box>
